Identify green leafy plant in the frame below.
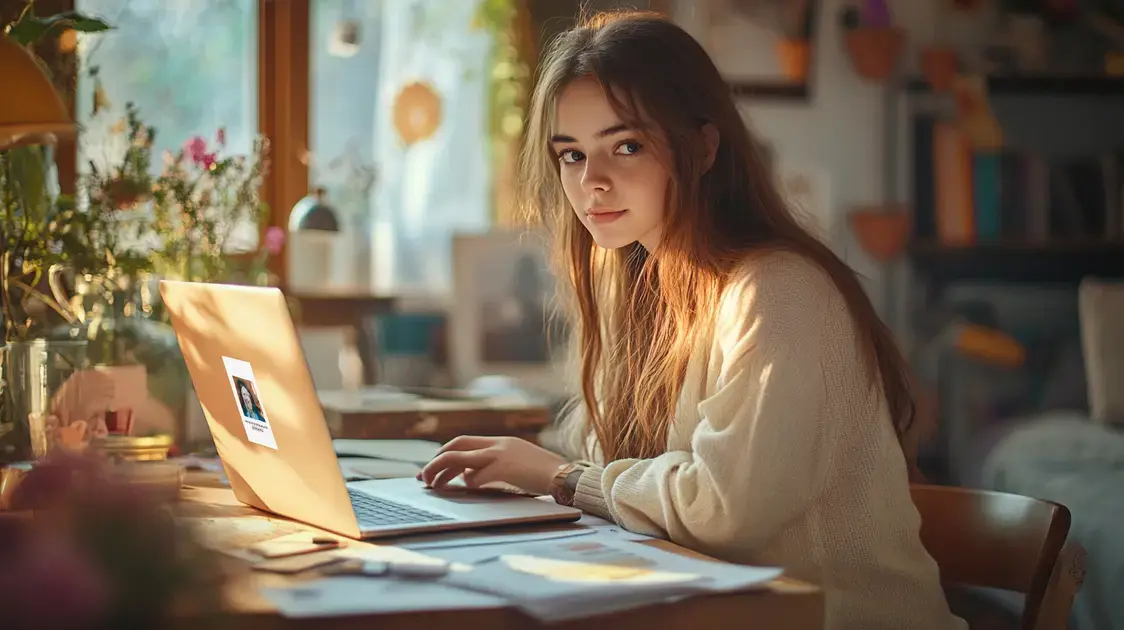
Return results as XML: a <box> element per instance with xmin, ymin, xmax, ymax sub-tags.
<box><xmin>4</xmin><ymin>3</ymin><xmax>110</xmax><ymax>47</ymax></box>
<box><xmin>1</xmin><ymin>145</ymin><xmax>81</xmax><ymax>341</ymax></box>
<box><xmin>1</xmin><ymin>3</ymin><xmax>114</xmax><ymax>343</ymax></box>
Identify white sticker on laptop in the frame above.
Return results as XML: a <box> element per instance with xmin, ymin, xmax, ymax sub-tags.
<box><xmin>222</xmin><ymin>356</ymin><xmax>278</xmax><ymax>450</ymax></box>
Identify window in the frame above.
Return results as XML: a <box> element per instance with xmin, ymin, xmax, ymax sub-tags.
<box><xmin>57</xmin><ymin>0</ymin><xmax>508</xmax><ymax>293</ymax></box>
<box><xmin>311</xmin><ymin>0</ymin><xmax>493</xmax><ymax>295</ymax></box>
<box><xmin>75</xmin><ymin>0</ymin><xmax>258</xmax><ymax>168</ymax></box>
<box><xmin>75</xmin><ymin>0</ymin><xmax>260</xmax><ymax>250</ymax></box>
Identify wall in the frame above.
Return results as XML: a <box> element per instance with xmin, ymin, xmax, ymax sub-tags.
<box><xmin>735</xmin><ymin>0</ymin><xmax>937</xmax><ymax>334</ymax></box>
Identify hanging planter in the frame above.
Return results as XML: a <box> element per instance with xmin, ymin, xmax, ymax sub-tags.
<box><xmin>848</xmin><ymin>204</ymin><xmax>912</xmax><ymax>263</ymax></box>
<box><xmin>845</xmin><ymin>26</ymin><xmax>906</xmax><ymax>81</ymax></box>
<box><xmin>776</xmin><ymin>39</ymin><xmax>811</xmax><ymax>82</ymax></box>
<box><xmin>839</xmin><ymin>1</ymin><xmax>905</xmax><ymax>82</ymax></box>
<box><xmin>921</xmin><ymin>46</ymin><xmax>958</xmax><ymax>92</ymax></box>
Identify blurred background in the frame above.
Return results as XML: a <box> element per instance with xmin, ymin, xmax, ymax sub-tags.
<box><xmin>2</xmin><ymin>1</ymin><xmax>1123</xmax><ymax>627</ymax></box>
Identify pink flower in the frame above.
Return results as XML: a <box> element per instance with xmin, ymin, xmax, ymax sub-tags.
<box><xmin>216</xmin><ymin>127</ymin><xmax>226</xmax><ymax>146</ymax></box>
<box><xmin>0</xmin><ymin>532</ymin><xmax>110</xmax><ymax>630</ymax></box>
<box><xmin>183</xmin><ymin>136</ymin><xmax>208</xmax><ymax>165</ymax></box>
<box><xmin>201</xmin><ymin>152</ymin><xmax>217</xmax><ymax>170</ymax></box>
<box><xmin>264</xmin><ymin>226</ymin><xmax>286</xmax><ymax>255</ymax></box>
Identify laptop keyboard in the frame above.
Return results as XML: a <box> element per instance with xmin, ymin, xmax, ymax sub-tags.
<box><xmin>347</xmin><ymin>488</ymin><xmax>453</xmax><ymax>528</ymax></box>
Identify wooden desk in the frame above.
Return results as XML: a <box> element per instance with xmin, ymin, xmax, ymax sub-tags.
<box><xmin>174</xmin><ymin>474</ymin><xmax>824</xmax><ymax>629</ymax></box>
<box><xmin>319</xmin><ymin>390</ymin><xmax>551</xmax><ymax>442</ymax></box>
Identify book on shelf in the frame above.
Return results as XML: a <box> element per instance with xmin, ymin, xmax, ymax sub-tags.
<box><xmin>913</xmin><ymin>115</ymin><xmax>1124</xmax><ymax>247</ymax></box>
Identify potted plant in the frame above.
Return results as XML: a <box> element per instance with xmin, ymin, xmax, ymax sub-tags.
<box><xmin>840</xmin><ymin>0</ymin><xmax>906</xmax><ymax>82</ymax></box>
<box><xmin>848</xmin><ymin>203</ymin><xmax>912</xmax><ymax>263</ymax></box>
<box><xmin>149</xmin><ymin>130</ymin><xmax>271</xmax><ymax>285</ymax></box>
<box><xmin>1</xmin><ymin>5</ymin><xmax>112</xmax><ymax>463</ymax></box>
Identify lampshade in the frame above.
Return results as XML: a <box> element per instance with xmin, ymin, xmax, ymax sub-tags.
<box><xmin>0</xmin><ymin>35</ymin><xmax>73</xmax><ymax>149</ymax></box>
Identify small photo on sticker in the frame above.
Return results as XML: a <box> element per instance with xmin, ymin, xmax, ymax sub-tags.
<box><xmin>232</xmin><ymin>376</ymin><xmax>267</xmax><ymax>423</ymax></box>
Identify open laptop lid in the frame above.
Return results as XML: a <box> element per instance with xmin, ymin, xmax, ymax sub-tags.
<box><xmin>159</xmin><ymin>280</ymin><xmax>361</xmax><ymax>538</ymax></box>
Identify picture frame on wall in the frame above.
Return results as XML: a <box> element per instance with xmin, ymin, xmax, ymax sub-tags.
<box><xmin>449</xmin><ymin>230</ymin><xmax>571</xmax><ymax>399</ymax></box>
<box><xmin>660</xmin><ymin>0</ymin><xmax>821</xmax><ymax>100</ymax></box>
<box><xmin>526</xmin><ymin>0</ymin><xmax>820</xmax><ymax>100</ymax></box>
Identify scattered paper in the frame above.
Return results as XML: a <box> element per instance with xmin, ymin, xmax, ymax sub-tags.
<box><xmin>574</xmin><ymin>512</ymin><xmax>656</xmax><ymax>541</ymax></box>
<box><xmin>399</xmin><ymin>527</ymin><xmax>597</xmax><ymax>552</ymax></box>
<box><xmin>439</xmin><ymin>533</ymin><xmax>783</xmax><ymax>623</ymax></box>
<box><xmin>332</xmin><ymin>439</ymin><xmax>441</xmax><ymax>465</ymax></box>
<box><xmin>183</xmin><ymin>515</ymin><xmax>315</xmax><ymax>560</ymax></box>
<box><xmin>380</xmin><ymin>512</ymin><xmax>652</xmax><ymax>556</ymax></box>
<box><xmin>262</xmin><ymin>576</ymin><xmax>506</xmax><ymax>618</ymax></box>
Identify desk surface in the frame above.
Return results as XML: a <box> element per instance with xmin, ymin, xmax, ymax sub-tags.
<box><xmin>174</xmin><ymin>473</ymin><xmax>824</xmax><ymax>630</ymax></box>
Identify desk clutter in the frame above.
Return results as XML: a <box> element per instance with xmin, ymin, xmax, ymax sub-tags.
<box><xmin>170</xmin><ymin>452</ymin><xmax>785</xmax><ymax>624</ymax></box>
<box><xmin>210</xmin><ymin>507</ymin><xmax>783</xmax><ymax>623</ymax></box>
<box><xmin>1</xmin><ymin>440</ymin><xmax>809</xmax><ymax>627</ymax></box>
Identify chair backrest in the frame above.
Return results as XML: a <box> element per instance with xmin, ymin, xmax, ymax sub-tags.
<box><xmin>910</xmin><ymin>484</ymin><xmax>1082</xmax><ymax>630</ymax></box>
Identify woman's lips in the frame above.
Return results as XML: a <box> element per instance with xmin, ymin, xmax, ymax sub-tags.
<box><xmin>586</xmin><ymin>209</ymin><xmax>628</xmax><ymax>224</ymax></box>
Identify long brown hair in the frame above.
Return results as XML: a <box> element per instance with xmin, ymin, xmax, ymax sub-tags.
<box><xmin>520</xmin><ymin>10</ymin><xmax>915</xmax><ymax>463</ymax></box>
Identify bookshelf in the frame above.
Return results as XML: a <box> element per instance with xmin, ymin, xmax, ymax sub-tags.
<box><xmin>909</xmin><ymin>240</ymin><xmax>1124</xmax><ymax>287</ymax></box>
<box><xmin>888</xmin><ymin>67</ymin><xmax>1124</xmax><ymax>485</ymax></box>
<box><xmin>906</xmin><ymin>75</ymin><xmax>1124</xmax><ymax>96</ymax></box>
<box><xmin>893</xmin><ymin>76</ymin><xmax>1124</xmax><ymax>293</ymax></box>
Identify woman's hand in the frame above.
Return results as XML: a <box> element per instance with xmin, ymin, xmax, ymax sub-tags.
<box><xmin>417</xmin><ymin>436</ymin><xmax>567</xmax><ymax>495</ymax></box>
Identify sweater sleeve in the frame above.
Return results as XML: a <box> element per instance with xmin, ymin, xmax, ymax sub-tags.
<box><xmin>572</xmin><ymin>256</ymin><xmax>853</xmax><ymax>549</ymax></box>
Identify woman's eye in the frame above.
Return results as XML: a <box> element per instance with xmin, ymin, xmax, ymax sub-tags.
<box><xmin>558</xmin><ymin>149</ymin><xmax>584</xmax><ymax>164</ymax></box>
<box><xmin>616</xmin><ymin>141</ymin><xmax>642</xmax><ymax>156</ymax></box>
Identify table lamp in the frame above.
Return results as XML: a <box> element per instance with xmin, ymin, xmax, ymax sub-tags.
<box><xmin>0</xmin><ymin>34</ymin><xmax>73</xmax><ymax>149</ymax></box>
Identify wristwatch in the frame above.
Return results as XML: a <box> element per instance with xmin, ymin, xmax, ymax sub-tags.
<box><xmin>549</xmin><ymin>462</ymin><xmax>585</xmax><ymax>507</ymax></box>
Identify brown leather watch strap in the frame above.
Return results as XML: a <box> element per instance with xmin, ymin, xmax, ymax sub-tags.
<box><xmin>549</xmin><ymin>462</ymin><xmax>584</xmax><ymax>507</ymax></box>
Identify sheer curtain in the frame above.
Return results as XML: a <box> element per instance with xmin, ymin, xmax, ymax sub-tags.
<box><xmin>370</xmin><ymin>0</ymin><xmax>493</xmax><ymax>296</ymax></box>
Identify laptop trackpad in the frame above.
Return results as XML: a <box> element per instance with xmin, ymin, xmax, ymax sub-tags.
<box><xmin>424</xmin><ymin>484</ymin><xmax>537</xmax><ymax>504</ymax></box>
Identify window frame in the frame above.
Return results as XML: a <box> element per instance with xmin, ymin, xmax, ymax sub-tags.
<box><xmin>257</xmin><ymin>0</ymin><xmax>310</xmax><ymax>286</ymax></box>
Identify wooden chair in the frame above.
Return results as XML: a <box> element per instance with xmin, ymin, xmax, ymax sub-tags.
<box><xmin>911</xmin><ymin>484</ymin><xmax>1086</xmax><ymax>630</ymax></box>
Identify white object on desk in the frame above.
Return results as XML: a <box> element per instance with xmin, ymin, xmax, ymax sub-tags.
<box><xmin>262</xmin><ymin>576</ymin><xmax>506</xmax><ymax>618</ymax></box>
<box><xmin>287</xmin><ymin>231</ymin><xmax>362</xmax><ymax>294</ymax></box>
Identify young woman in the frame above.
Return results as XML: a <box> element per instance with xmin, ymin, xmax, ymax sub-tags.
<box><xmin>420</xmin><ymin>11</ymin><xmax>965</xmax><ymax>630</ymax></box>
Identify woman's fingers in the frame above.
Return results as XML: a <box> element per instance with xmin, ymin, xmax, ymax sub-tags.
<box><xmin>438</xmin><ymin>435</ymin><xmax>499</xmax><ymax>454</ymax></box>
<box><xmin>430</xmin><ymin>467</ymin><xmax>466</xmax><ymax>489</ymax></box>
<box><xmin>462</xmin><ymin>467</ymin><xmax>500</xmax><ymax>489</ymax></box>
<box><xmin>420</xmin><ymin>448</ymin><xmax>495</xmax><ymax>486</ymax></box>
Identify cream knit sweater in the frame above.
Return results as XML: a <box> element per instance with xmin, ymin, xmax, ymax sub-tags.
<box><xmin>563</xmin><ymin>251</ymin><xmax>966</xmax><ymax>630</ymax></box>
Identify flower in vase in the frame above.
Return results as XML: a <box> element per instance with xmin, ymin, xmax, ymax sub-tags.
<box><xmin>264</xmin><ymin>226</ymin><xmax>286</xmax><ymax>255</ymax></box>
<box><xmin>183</xmin><ymin>136</ymin><xmax>207</xmax><ymax>162</ymax></box>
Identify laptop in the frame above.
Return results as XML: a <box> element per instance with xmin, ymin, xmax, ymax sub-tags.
<box><xmin>159</xmin><ymin>280</ymin><xmax>581</xmax><ymax>539</ymax></box>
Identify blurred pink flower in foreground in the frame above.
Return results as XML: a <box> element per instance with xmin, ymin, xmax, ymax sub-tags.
<box><xmin>0</xmin><ymin>452</ymin><xmax>224</xmax><ymax>630</ymax></box>
<box><xmin>0</xmin><ymin>521</ymin><xmax>109</xmax><ymax>630</ymax></box>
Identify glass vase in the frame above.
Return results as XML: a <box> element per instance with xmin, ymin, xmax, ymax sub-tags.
<box><xmin>64</xmin><ymin>273</ymin><xmax>191</xmax><ymax>448</ymax></box>
<box><xmin>0</xmin><ymin>339</ymin><xmax>90</xmax><ymax>463</ymax></box>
